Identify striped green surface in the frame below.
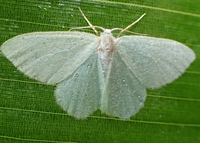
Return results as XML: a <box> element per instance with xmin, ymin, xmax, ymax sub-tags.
<box><xmin>0</xmin><ymin>0</ymin><xmax>200</xmax><ymax>142</ymax></box>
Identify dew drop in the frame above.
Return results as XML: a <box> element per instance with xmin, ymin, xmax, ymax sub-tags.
<box><xmin>75</xmin><ymin>72</ymin><xmax>79</xmax><ymax>78</ymax></box>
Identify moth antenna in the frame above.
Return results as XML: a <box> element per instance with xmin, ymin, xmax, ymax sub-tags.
<box><xmin>111</xmin><ymin>28</ymin><xmax>147</xmax><ymax>36</ymax></box>
<box><xmin>70</xmin><ymin>26</ymin><xmax>105</xmax><ymax>32</ymax></box>
<box><xmin>78</xmin><ymin>7</ymin><xmax>99</xmax><ymax>36</ymax></box>
<box><xmin>117</xmin><ymin>13</ymin><xmax>146</xmax><ymax>38</ymax></box>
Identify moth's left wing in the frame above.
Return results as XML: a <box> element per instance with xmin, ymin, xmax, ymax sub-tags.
<box><xmin>1</xmin><ymin>32</ymin><xmax>98</xmax><ymax>84</ymax></box>
<box><xmin>55</xmin><ymin>51</ymin><xmax>101</xmax><ymax>119</ymax></box>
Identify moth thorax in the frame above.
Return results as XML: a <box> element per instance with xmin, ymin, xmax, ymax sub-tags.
<box><xmin>98</xmin><ymin>32</ymin><xmax>115</xmax><ymax>79</ymax></box>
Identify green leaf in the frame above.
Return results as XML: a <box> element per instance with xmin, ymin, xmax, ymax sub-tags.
<box><xmin>0</xmin><ymin>0</ymin><xmax>200</xmax><ymax>142</ymax></box>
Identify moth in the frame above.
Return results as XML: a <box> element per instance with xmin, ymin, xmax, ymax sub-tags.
<box><xmin>1</xmin><ymin>8</ymin><xmax>195</xmax><ymax>119</ymax></box>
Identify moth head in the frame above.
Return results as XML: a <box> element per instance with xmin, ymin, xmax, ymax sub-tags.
<box><xmin>103</xmin><ymin>29</ymin><xmax>112</xmax><ymax>34</ymax></box>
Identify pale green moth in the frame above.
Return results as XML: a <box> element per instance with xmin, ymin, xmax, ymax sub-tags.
<box><xmin>1</xmin><ymin>8</ymin><xmax>195</xmax><ymax>119</ymax></box>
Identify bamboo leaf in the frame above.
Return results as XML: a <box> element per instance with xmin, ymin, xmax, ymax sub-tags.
<box><xmin>0</xmin><ymin>0</ymin><xmax>200</xmax><ymax>142</ymax></box>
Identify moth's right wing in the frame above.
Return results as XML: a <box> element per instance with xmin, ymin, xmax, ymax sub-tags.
<box><xmin>116</xmin><ymin>36</ymin><xmax>195</xmax><ymax>89</ymax></box>
<box><xmin>1</xmin><ymin>32</ymin><xmax>98</xmax><ymax>84</ymax></box>
<box><xmin>100</xmin><ymin>50</ymin><xmax>146</xmax><ymax>119</ymax></box>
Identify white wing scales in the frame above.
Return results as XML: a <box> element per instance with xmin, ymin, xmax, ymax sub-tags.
<box><xmin>100</xmin><ymin>50</ymin><xmax>146</xmax><ymax>119</ymax></box>
<box><xmin>1</xmin><ymin>31</ymin><xmax>196</xmax><ymax>119</ymax></box>
<box><xmin>1</xmin><ymin>32</ymin><xmax>98</xmax><ymax>84</ymax></box>
<box><xmin>116</xmin><ymin>36</ymin><xmax>195</xmax><ymax>89</ymax></box>
<box><xmin>55</xmin><ymin>51</ymin><xmax>101</xmax><ymax>119</ymax></box>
